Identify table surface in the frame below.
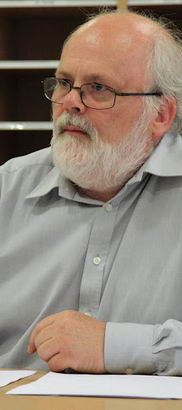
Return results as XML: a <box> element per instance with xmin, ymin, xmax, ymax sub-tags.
<box><xmin>1</xmin><ymin>371</ymin><xmax>182</xmax><ymax>410</ymax></box>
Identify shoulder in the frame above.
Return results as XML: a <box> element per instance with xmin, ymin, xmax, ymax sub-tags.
<box><xmin>0</xmin><ymin>147</ymin><xmax>53</xmax><ymax>174</ymax></box>
<box><xmin>0</xmin><ymin>148</ymin><xmax>55</xmax><ymax>199</ymax></box>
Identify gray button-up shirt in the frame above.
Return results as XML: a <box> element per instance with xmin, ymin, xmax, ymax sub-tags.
<box><xmin>1</xmin><ymin>132</ymin><xmax>182</xmax><ymax>375</ymax></box>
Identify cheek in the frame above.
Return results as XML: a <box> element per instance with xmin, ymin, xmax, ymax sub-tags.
<box><xmin>92</xmin><ymin>111</ymin><xmax>125</xmax><ymax>145</ymax></box>
<box><xmin>52</xmin><ymin>104</ymin><xmax>63</xmax><ymax>120</ymax></box>
<box><xmin>107</xmin><ymin>101</ymin><xmax>145</xmax><ymax>143</ymax></box>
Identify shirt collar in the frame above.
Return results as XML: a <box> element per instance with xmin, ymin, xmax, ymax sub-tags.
<box><xmin>27</xmin><ymin>132</ymin><xmax>182</xmax><ymax>201</ymax></box>
<box><xmin>26</xmin><ymin>166</ymin><xmax>60</xmax><ymax>199</ymax></box>
<box><xmin>127</xmin><ymin>132</ymin><xmax>182</xmax><ymax>186</ymax></box>
<box><xmin>26</xmin><ymin>162</ymin><xmax>103</xmax><ymax>205</ymax></box>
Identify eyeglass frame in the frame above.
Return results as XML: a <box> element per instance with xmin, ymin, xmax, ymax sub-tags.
<box><xmin>42</xmin><ymin>76</ymin><xmax>163</xmax><ymax>110</ymax></box>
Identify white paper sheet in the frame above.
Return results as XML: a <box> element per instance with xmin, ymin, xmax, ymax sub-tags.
<box><xmin>0</xmin><ymin>370</ymin><xmax>36</xmax><ymax>387</ymax></box>
<box><xmin>7</xmin><ymin>372</ymin><xmax>182</xmax><ymax>399</ymax></box>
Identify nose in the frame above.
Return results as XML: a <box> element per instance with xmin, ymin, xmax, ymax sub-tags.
<box><xmin>61</xmin><ymin>87</ymin><xmax>86</xmax><ymax>114</ymax></box>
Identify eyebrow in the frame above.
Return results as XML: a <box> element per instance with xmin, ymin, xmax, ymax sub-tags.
<box><xmin>55</xmin><ymin>70</ymin><xmax>114</xmax><ymax>86</ymax></box>
<box><xmin>55</xmin><ymin>70</ymin><xmax>71</xmax><ymax>78</ymax></box>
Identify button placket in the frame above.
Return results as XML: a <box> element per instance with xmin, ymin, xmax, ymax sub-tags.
<box><xmin>79</xmin><ymin>204</ymin><xmax>116</xmax><ymax>316</ymax></box>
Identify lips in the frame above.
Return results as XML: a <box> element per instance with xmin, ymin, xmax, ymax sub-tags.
<box><xmin>63</xmin><ymin>126</ymin><xmax>86</xmax><ymax>134</ymax></box>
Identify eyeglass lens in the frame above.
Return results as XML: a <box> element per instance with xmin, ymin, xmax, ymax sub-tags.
<box><xmin>44</xmin><ymin>78</ymin><xmax>114</xmax><ymax>109</ymax></box>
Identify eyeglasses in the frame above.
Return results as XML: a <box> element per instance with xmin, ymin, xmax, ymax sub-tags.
<box><xmin>42</xmin><ymin>76</ymin><xmax>163</xmax><ymax>110</ymax></box>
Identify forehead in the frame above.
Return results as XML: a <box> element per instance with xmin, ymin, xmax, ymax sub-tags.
<box><xmin>58</xmin><ymin>14</ymin><xmax>154</xmax><ymax>88</ymax></box>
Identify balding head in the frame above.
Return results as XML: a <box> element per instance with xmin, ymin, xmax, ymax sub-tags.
<box><xmin>75</xmin><ymin>10</ymin><xmax>158</xmax><ymax>38</ymax></box>
<box><xmin>66</xmin><ymin>10</ymin><xmax>160</xmax><ymax>43</ymax></box>
<box><xmin>64</xmin><ymin>11</ymin><xmax>163</xmax><ymax>67</ymax></box>
<box><xmin>62</xmin><ymin>11</ymin><xmax>158</xmax><ymax>93</ymax></box>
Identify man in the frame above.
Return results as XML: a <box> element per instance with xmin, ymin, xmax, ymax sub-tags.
<box><xmin>1</xmin><ymin>9</ymin><xmax>182</xmax><ymax>375</ymax></box>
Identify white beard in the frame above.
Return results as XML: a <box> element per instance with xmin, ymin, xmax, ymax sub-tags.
<box><xmin>51</xmin><ymin>111</ymin><xmax>154</xmax><ymax>192</ymax></box>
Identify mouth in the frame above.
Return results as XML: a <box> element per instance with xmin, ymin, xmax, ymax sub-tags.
<box><xmin>62</xmin><ymin>126</ymin><xmax>87</xmax><ymax>136</ymax></box>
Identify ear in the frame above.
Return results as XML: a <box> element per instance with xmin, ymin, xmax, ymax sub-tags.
<box><xmin>151</xmin><ymin>96</ymin><xmax>177</xmax><ymax>145</ymax></box>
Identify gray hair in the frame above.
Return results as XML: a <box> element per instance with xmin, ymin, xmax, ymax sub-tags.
<box><xmin>147</xmin><ymin>18</ymin><xmax>182</xmax><ymax>135</ymax></box>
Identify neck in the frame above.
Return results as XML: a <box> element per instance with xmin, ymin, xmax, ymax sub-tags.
<box><xmin>78</xmin><ymin>185</ymin><xmax>123</xmax><ymax>202</ymax></box>
<box><xmin>77</xmin><ymin>169</ymin><xmax>138</xmax><ymax>202</ymax></box>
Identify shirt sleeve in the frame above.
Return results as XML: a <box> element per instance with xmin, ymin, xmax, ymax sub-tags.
<box><xmin>104</xmin><ymin>319</ymin><xmax>182</xmax><ymax>375</ymax></box>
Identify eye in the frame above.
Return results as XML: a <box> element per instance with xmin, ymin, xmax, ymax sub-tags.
<box><xmin>91</xmin><ymin>83</ymin><xmax>108</xmax><ymax>92</ymax></box>
<box><xmin>58</xmin><ymin>79</ymin><xmax>72</xmax><ymax>89</ymax></box>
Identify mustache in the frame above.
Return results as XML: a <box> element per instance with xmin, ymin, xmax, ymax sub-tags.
<box><xmin>54</xmin><ymin>113</ymin><xmax>96</xmax><ymax>139</ymax></box>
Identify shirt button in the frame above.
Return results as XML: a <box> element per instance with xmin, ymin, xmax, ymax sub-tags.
<box><xmin>104</xmin><ymin>203</ymin><xmax>113</xmax><ymax>212</ymax></box>
<box><xmin>84</xmin><ymin>312</ymin><xmax>92</xmax><ymax>317</ymax></box>
<box><xmin>93</xmin><ymin>256</ymin><xmax>101</xmax><ymax>265</ymax></box>
<box><xmin>125</xmin><ymin>368</ymin><xmax>133</xmax><ymax>375</ymax></box>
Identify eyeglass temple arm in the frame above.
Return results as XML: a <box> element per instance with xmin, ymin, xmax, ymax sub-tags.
<box><xmin>116</xmin><ymin>91</ymin><xmax>163</xmax><ymax>97</ymax></box>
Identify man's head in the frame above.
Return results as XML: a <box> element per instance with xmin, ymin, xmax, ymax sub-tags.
<box><xmin>50</xmin><ymin>10</ymin><xmax>180</xmax><ymax>198</ymax></box>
